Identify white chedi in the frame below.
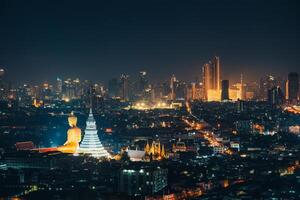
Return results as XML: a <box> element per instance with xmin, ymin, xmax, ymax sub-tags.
<box><xmin>78</xmin><ymin>108</ymin><xmax>110</xmax><ymax>158</ymax></box>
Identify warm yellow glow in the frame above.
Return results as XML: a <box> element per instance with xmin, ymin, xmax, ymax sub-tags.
<box><xmin>144</xmin><ymin>140</ymin><xmax>167</xmax><ymax>160</ymax></box>
<box><xmin>57</xmin><ymin>113</ymin><xmax>81</xmax><ymax>154</ymax></box>
<box><xmin>285</xmin><ymin>106</ymin><xmax>300</xmax><ymax>114</ymax></box>
<box><xmin>207</xmin><ymin>89</ymin><xmax>221</xmax><ymax>101</ymax></box>
<box><xmin>129</xmin><ymin>101</ymin><xmax>176</xmax><ymax>110</ymax></box>
<box><xmin>63</xmin><ymin>97</ymin><xmax>70</xmax><ymax>102</ymax></box>
<box><xmin>33</xmin><ymin>99</ymin><xmax>43</xmax><ymax>108</ymax></box>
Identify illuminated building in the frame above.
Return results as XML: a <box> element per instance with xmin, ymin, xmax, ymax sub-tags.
<box><xmin>235</xmin><ymin>120</ymin><xmax>253</xmax><ymax>133</ymax></box>
<box><xmin>221</xmin><ymin>80</ymin><xmax>229</xmax><ymax>101</ymax></box>
<box><xmin>267</xmin><ymin>86</ymin><xmax>284</xmax><ymax>106</ymax></box>
<box><xmin>172</xmin><ymin>140</ymin><xmax>186</xmax><ymax>152</ymax></box>
<box><xmin>144</xmin><ymin>141</ymin><xmax>166</xmax><ymax>160</ymax></box>
<box><xmin>230</xmin><ymin>142</ymin><xmax>240</xmax><ymax>152</ymax></box>
<box><xmin>138</xmin><ymin>71</ymin><xmax>148</xmax><ymax>96</ymax></box>
<box><xmin>229</xmin><ymin>82</ymin><xmax>245</xmax><ymax>101</ymax></box>
<box><xmin>17</xmin><ymin>84</ymin><xmax>33</xmax><ymax>106</ymax></box>
<box><xmin>245</xmin><ymin>91</ymin><xmax>255</xmax><ymax>100</ymax></box>
<box><xmin>240</xmin><ymin>73</ymin><xmax>246</xmax><ymax>100</ymax></box>
<box><xmin>259</xmin><ymin>75</ymin><xmax>277</xmax><ymax>100</ymax></box>
<box><xmin>129</xmin><ymin>101</ymin><xmax>176</xmax><ymax>110</ymax></box>
<box><xmin>202</xmin><ymin>56</ymin><xmax>221</xmax><ymax>101</ymax></box>
<box><xmin>170</xmin><ymin>74</ymin><xmax>177</xmax><ymax>100</ymax></box>
<box><xmin>0</xmin><ymin>68</ymin><xmax>4</xmax><ymax>77</ymax></box>
<box><xmin>186</xmin><ymin>83</ymin><xmax>196</xmax><ymax>100</ymax></box>
<box><xmin>78</xmin><ymin>108</ymin><xmax>110</xmax><ymax>158</ymax></box>
<box><xmin>1</xmin><ymin>152</ymin><xmax>56</xmax><ymax>170</ymax></box>
<box><xmin>120</xmin><ymin>74</ymin><xmax>129</xmax><ymax>101</ymax></box>
<box><xmin>57</xmin><ymin>112</ymin><xmax>82</xmax><ymax>154</ymax></box>
<box><xmin>108</xmin><ymin>78</ymin><xmax>119</xmax><ymax>97</ymax></box>
<box><xmin>236</xmin><ymin>99</ymin><xmax>245</xmax><ymax>113</ymax></box>
<box><xmin>285</xmin><ymin>105</ymin><xmax>300</xmax><ymax>114</ymax></box>
<box><xmin>207</xmin><ymin>89</ymin><xmax>221</xmax><ymax>101</ymax></box>
<box><xmin>127</xmin><ymin>149</ymin><xmax>146</xmax><ymax>161</ymax></box>
<box><xmin>32</xmin><ymin>99</ymin><xmax>43</xmax><ymax>108</ymax></box>
<box><xmin>56</xmin><ymin>77</ymin><xmax>63</xmax><ymax>97</ymax></box>
<box><xmin>287</xmin><ymin>72</ymin><xmax>299</xmax><ymax>104</ymax></box>
<box><xmin>0</xmin><ymin>68</ymin><xmax>7</xmax><ymax>102</ymax></box>
<box><xmin>118</xmin><ymin>167</ymin><xmax>168</xmax><ymax>196</ymax></box>
<box><xmin>62</xmin><ymin>78</ymin><xmax>76</xmax><ymax>100</ymax></box>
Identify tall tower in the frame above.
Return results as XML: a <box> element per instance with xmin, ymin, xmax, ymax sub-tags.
<box><xmin>212</xmin><ymin>56</ymin><xmax>220</xmax><ymax>91</ymax></box>
<box><xmin>56</xmin><ymin>77</ymin><xmax>63</xmax><ymax>97</ymax></box>
<box><xmin>221</xmin><ymin>80</ymin><xmax>229</xmax><ymax>101</ymax></box>
<box><xmin>170</xmin><ymin>74</ymin><xmax>177</xmax><ymax>100</ymax></box>
<box><xmin>202</xmin><ymin>56</ymin><xmax>221</xmax><ymax>100</ymax></box>
<box><xmin>203</xmin><ymin>63</ymin><xmax>212</xmax><ymax>99</ymax></box>
<box><xmin>240</xmin><ymin>73</ymin><xmax>246</xmax><ymax>100</ymax></box>
<box><xmin>0</xmin><ymin>68</ymin><xmax>7</xmax><ymax>101</ymax></box>
<box><xmin>79</xmin><ymin>108</ymin><xmax>110</xmax><ymax>158</ymax></box>
<box><xmin>139</xmin><ymin>71</ymin><xmax>148</xmax><ymax>93</ymax></box>
<box><xmin>120</xmin><ymin>74</ymin><xmax>129</xmax><ymax>101</ymax></box>
<box><xmin>287</xmin><ymin>72</ymin><xmax>299</xmax><ymax>104</ymax></box>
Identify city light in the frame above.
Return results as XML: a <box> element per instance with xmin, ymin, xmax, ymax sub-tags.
<box><xmin>0</xmin><ymin>1</ymin><xmax>299</xmax><ymax>199</ymax></box>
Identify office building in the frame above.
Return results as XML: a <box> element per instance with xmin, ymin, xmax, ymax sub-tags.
<box><xmin>221</xmin><ymin>80</ymin><xmax>229</xmax><ymax>101</ymax></box>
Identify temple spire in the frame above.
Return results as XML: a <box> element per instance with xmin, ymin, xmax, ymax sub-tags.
<box><xmin>78</xmin><ymin>104</ymin><xmax>110</xmax><ymax>158</ymax></box>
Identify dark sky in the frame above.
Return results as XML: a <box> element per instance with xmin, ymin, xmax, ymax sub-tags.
<box><xmin>0</xmin><ymin>0</ymin><xmax>299</xmax><ymax>84</ymax></box>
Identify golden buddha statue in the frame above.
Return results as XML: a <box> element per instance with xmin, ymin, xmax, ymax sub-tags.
<box><xmin>57</xmin><ymin>112</ymin><xmax>82</xmax><ymax>154</ymax></box>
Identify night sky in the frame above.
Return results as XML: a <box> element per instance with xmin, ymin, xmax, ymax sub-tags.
<box><xmin>0</xmin><ymin>0</ymin><xmax>299</xmax><ymax>84</ymax></box>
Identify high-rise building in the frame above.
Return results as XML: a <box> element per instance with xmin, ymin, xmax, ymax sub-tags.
<box><xmin>79</xmin><ymin>108</ymin><xmax>110</xmax><ymax>158</ymax></box>
<box><xmin>108</xmin><ymin>78</ymin><xmax>119</xmax><ymax>97</ymax></box>
<box><xmin>287</xmin><ymin>72</ymin><xmax>299</xmax><ymax>104</ymax></box>
<box><xmin>138</xmin><ymin>71</ymin><xmax>148</xmax><ymax>93</ymax></box>
<box><xmin>240</xmin><ymin>73</ymin><xmax>246</xmax><ymax>100</ymax></box>
<box><xmin>221</xmin><ymin>80</ymin><xmax>229</xmax><ymax>101</ymax></box>
<box><xmin>62</xmin><ymin>79</ymin><xmax>76</xmax><ymax>101</ymax></box>
<box><xmin>118</xmin><ymin>167</ymin><xmax>168</xmax><ymax>196</ymax></box>
<box><xmin>268</xmin><ymin>86</ymin><xmax>284</xmax><ymax>106</ymax></box>
<box><xmin>236</xmin><ymin>99</ymin><xmax>245</xmax><ymax>113</ymax></box>
<box><xmin>213</xmin><ymin>56</ymin><xmax>221</xmax><ymax>91</ymax></box>
<box><xmin>0</xmin><ymin>68</ymin><xmax>7</xmax><ymax>102</ymax></box>
<box><xmin>202</xmin><ymin>56</ymin><xmax>221</xmax><ymax>101</ymax></box>
<box><xmin>56</xmin><ymin>77</ymin><xmax>63</xmax><ymax>95</ymax></box>
<box><xmin>170</xmin><ymin>75</ymin><xmax>177</xmax><ymax>100</ymax></box>
<box><xmin>0</xmin><ymin>68</ymin><xmax>4</xmax><ymax>77</ymax></box>
<box><xmin>259</xmin><ymin>75</ymin><xmax>277</xmax><ymax>100</ymax></box>
<box><xmin>120</xmin><ymin>74</ymin><xmax>129</xmax><ymax>101</ymax></box>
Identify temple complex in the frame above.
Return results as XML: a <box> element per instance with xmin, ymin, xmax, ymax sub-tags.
<box><xmin>144</xmin><ymin>140</ymin><xmax>166</xmax><ymax>160</ymax></box>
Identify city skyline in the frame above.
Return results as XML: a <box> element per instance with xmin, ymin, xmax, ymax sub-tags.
<box><xmin>1</xmin><ymin>0</ymin><xmax>300</xmax><ymax>83</ymax></box>
<box><xmin>1</xmin><ymin>1</ymin><xmax>300</xmax><ymax>199</ymax></box>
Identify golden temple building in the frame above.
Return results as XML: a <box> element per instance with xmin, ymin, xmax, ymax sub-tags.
<box><xmin>144</xmin><ymin>140</ymin><xmax>166</xmax><ymax>160</ymax></box>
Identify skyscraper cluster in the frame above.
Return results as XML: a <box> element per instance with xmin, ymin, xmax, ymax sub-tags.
<box><xmin>0</xmin><ymin>59</ymin><xmax>299</xmax><ymax>108</ymax></box>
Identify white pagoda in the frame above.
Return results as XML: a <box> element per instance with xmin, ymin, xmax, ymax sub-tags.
<box><xmin>79</xmin><ymin>108</ymin><xmax>110</xmax><ymax>158</ymax></box>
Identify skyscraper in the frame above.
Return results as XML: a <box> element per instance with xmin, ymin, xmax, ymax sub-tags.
<box><xmin>287</xmin><ymin>72</ymin><xmax>299</xmax><ymax>103</ymax></box>
<box><xmin>259</xmin><ymin>75</ymin><xmax>277</xmax><ymax>100</ymax></box>
<box><xmin>0</xmin><ymin>68</ymin><xmax>6</xmax><ymax>101</ymax></box>
<box><xmin>108</xmin><ymin>78</ymin><xmax>119</xmax><ymax>97</ymax></box>
<box><xmin>138</xmin><ymin>71</ymin><xmax>148</xmax><ymax>93</ymax></box>
<box><xmin>56</xmin><ymin>77</ymin><xmax>63</xmax><ymax>97</ymax></box>
<box><xmin>120</xmin><ymin>74</ymin><xmax>129</xmax><ymax>101</ymax></box>
<box><xmin>79</xmin><ymin>108</ymin><xmax>110</xmax><ymax>158</ymax></box>
<box><xmin>268</xmin><ymin>86</ymin><xmax>284</xmax><ymax>106</ymax></box>
<box><xmin>170</xmin><ymin>74</ymin><xmax>177</xmax><ymax>100</ymax></box>
<box><xmin>221</xmin><ymin>80</ymin><xmax>229</xmax><ymax>101</ymax></box>
<box><xmin>202</xmin><ymin>56</ymin><xmax>221</xmax><ymax>101</ymax></box>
